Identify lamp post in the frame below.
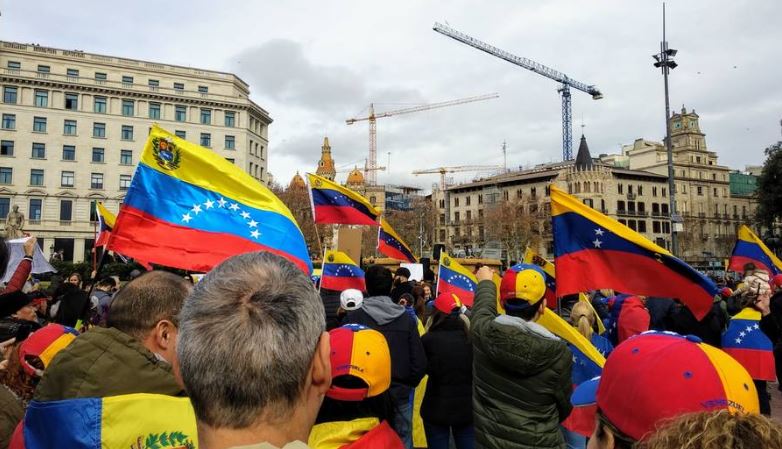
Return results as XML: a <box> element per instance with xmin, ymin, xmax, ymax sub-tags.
<box><xmin>653</xmin><ymin>3</ymin><xmax>682</xmax><ymax>256</ymax></box>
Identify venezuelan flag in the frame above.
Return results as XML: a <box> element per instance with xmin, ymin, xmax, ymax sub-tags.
<box><xmin>537</xmin><ymin>308</ymin><xmax>606</xmax><ymax>370</ymax></box>
<box><xmin>377</xmin><ymin>217</ymin><xmax>417</xmax><ymax>263</ymax></box>
<box><xmin>436</xmin><ymin>252</ymin><xmax>477</xmax><ymax>307</ymax></box>
<box><xmin>722</xmin><ymin>308</ymin><xmax>776</xmax><ymax>381</ymax></box>
<box><xmin>108</xmin><ymin>125</ymin><xmax>311</xmax><ymax>274</ymax></box>
<box><xmin>94</xmin><ymin>202</ymin><xmax>116</xmax><ymax>247</ymax></box>
<box><xmin>24</xmin><ymin>393</ymin><xmax>197</xmax><ymax>449</ymax></box>
<box><xmin>551</xmin><ymin>185</ymin><xmax>718</xmax><ymax>320</ymax></box>
<box><xmin>521</xmin><ymin>248</ymin><xmax>557</xmax><ymax>306</ymax></box>
<box><xmin>307</xmin><ymin>173</ymin><xmax>380</xmax><ymax>226</ymax></box>
<box><xmin>729</xmin><ymin>225</ymin><xmax>782</xmax><ymax>275</ymax></box>
<box><xmin>321</xmin><ymin>250</ymin><xmax>366</xmax><ymax>292</ymax></box>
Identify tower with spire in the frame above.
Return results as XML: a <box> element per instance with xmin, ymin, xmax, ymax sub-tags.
<box><xmin>316</xmin><ymin>137</ymin><xmax>337</xmax><ymax>181</ymax></box>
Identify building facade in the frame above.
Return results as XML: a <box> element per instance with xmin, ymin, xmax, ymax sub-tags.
<box><xmin>0</xmin><ymin>40</ymin><xmax>271</xmax><ymax>262</ymax></box>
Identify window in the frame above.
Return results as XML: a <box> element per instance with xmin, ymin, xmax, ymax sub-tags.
<box><xmin>713</xmin><ymin>188</ymin><xmax>718</xmax><ymax>197</ymax></box>
<box><xmin>175</xmin><ymin>105</ymin><xmax>186</xmax><ymax>121</ymax></box>
<box><xmin>90</xmin><ymin>173</ymin><xmax>104</xmax><ymax>189</ymax></box>
<box><xmin>120</xmin><ymin>174</ymin><xmax>131</xmax><ymax>190</ymax></box>
<box><xmin>0</xmin><ymin>168</ymin><xmax>12</xmax><ymax>184</ymax></box>
<box><xmin>225</xmin><ymin>135</ymin><xmax>235</xmax><ymax>149</ymax></box>
<box><xmin>121</xmin><ymin>125</ymin><xmax>134</xmax><ymax>141</ymax></box>
<box><xmin>174</xmin><ymin>82</ymin><xmax>184</xmax><ymax>92</ymax></box>
<box><xmin>454</xmin><ymin>212</ymin><xmax>460</xmax><ymax>222</ymax></box>
<box><xmin>662</xmin><ymin>187</ymin><xmax>667</xmax><ymax>197</ymax></box>
<box><xmin>478</xmin><ymin>194</ymin><xmax>483</xmax><ymax>204</ymax></box>
<box><xmin>663</xmin><ymin>222</ymin><xmax>671</xmax><ymax>234</ymax></box>
<box><xmin>29</xmin><ymin>199</ymin><xmax>42</xmax><ymax>221</ymax></box>
<box><xmin>652</xmin><ymin>186</ymin><xmax>658</xmax><ymax>197</ymax></box>
<box><xmin>7</xmin><ymin>61</ymin><xmax>20</xmax><ymax>71</ymax></box>
<box><xmin>92</xmin><ymin>147</ymin><xmax>105</xmax><ymax>163</ymax></box>
<box><xmin>37</xmin><ymin>65</ymin><xmax>50</xmax><ymax>74</ymax></box>
<box><xmin>34</xmin><ymin>90</ymin><xmax>48</xmax><ymax>107</ymax></box>
<box><xmin>466</xmin><ymin>196</ymin><xmax>471</xmax><ymax>206</ymax></box>
<box><xmin>455</xmin><ymin>198</ymin><xmax>460</xmax><ymax>207</ymax></box>
<box><xmin>618</xmin><ymin>184</ymin><xmax>623</xmax><ymax>194</ymax></box>
<box><xmin>200</xmin><ymin>108</ymin><xmax>212</xmax><ymax>125</ymax></box>
<box><xmin>31</xmin><ymin>143</ymin><xmax>45</xmax><ymax>159</ymax></box>
<box><xmin>0</xmin><ymin>198</ymin><xmax>8</xmax><ymax>219</ymax></box>
<box><xmin>3</xmin><ymin>87</ymin><xmax>17</xmax><ymax>104</ymax></box>
<box><xmin>61</xmin><ymin>171</ymin><xmax>75</xmax><ymax>187</ymax></box>
<box><xmin>200</xmin><ymin>133</ymin><xmax>211</xmax><ymax>147</ymax></box>
<box><xmin>122</xmin><ymin>75</ymin><xmax>133</xmax><ymax>87</ymax></box>
<box><xmin>198</xmin><ymin>85</ymin><xmax>208</xmax><ymax>94</ymax></box>
<box><xmin>121</xmin><ymin>99</ymin><xmax>134</xmax><ymax>116</ymax></box>
<box><xmin>148</xmin><ymin>79</ymin><xmax>159</xmax><ymax>90</ymax></box>
<box><xmin>93</xmin><ymin>96</ymin><xmax>107</xmax><ymax>113</ymax></box>
<box><xmin>1</xmin><ymin>140</ymin><xmax>14</xmax><ymax>156</ymax></box>
<box><xmin>33</xmin><ymin>116</ymin><xmax>47</xmax><ymax>133</ymax></box>
<box><xmin>66</xmin><ymin>68</ymin><xmax>79</xmax><ymax>79</ymax></box>
<box><xmin>653</xmin><ymin>221</ymin><xmax>661</xmax><ymax>233</ymax></box>
<box><xmin>697</xmin><ymin>186</ymin><xmax>703</xmax><ymax>196</ymax></box>
<box><xmin>95</xmin><ymin>72</ymin><xmax>107</xmax><ymax>83</ymax></box>
<box><xmin>120</xmin><ymin>150</ymin><xmax>132</xmax><ymax>165</ymax></box>
<box><xmin>64</xmin><ymin>93</ymin><xmax>78</xmax><ymax>110</ymax></box>
<box><xmin>60</xmin><ymin>200</ymin><xmax>73</xmax><ymax>221</ymax></box>
<box><xmin>62</xmin><ymin>145</ymin><xmax>75</xmax><ymax>161</ymax></box>
<box><xmin>1</xmin><ymin>114</ymin><xmax>15</xmax><ymax>129</ymax></box>
<box><xmin>175</xmin><ymin>130</ymin><xmax>186</xmax><ymax>139</ymax></box>
<box><xmin>30</xmin><ymin>169</ymin><xmax>44</xmax><ymax>186</ymax></box>
<box><xmin>93</xmin><ymin>122</ymin><xmax>106</xmax><ymax>138</ymax></box>
<box><xmin>638</xmin><ymin>221</ymin><xmax>647</xmax><ymax>233</ymax></box>
<box><xmin>225</xmin><ymin>111</ymin><xmax>235</xmax><ymax>127</ymax></box>
<box><xmin>617</xmin><ymin>200</ymin><xmax>625</xmax><ymax>212</ymax></box>
<box><xmin>638</xmin><ymin>185</ymin><xmax>643</xmax><ymax>196</ymax></box>
<box><xmin>63</xmin><ymin>119</ymin><xmax>77</xmax><ymax>135</ymax></box>
<box><xmin>148</xmin><ymin>102</ymin><xmax>161</xmax><ymax>119</ymax></box>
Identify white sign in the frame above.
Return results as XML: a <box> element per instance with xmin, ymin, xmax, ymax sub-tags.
<box><xmin>3</xmin><ymin>238</ymin><xmax>56</xmax><ymax>283</ymax></box>
<box><xmin>400</xmin><ymin>263</ymin><xmax>424</xmax><ymax>282</ymax></box>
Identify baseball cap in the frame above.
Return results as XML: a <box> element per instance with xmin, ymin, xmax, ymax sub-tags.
<box><xmin>500</xmin><ymin>263</ymin><xmax>546</xmax><ymax>308</ymax></box>
<box><xmin>719</xmin><ymin>287</ymin><xmax>733</xmax><ymax>298</ymax></box>
<box><xmin>340</xmin><ymin>289</ymin><xmax>364</xmax><ymax>311</ymax></box>
<box><xmin>772</xmin><ymin>274</ymin><xmax>782</xmax><ymax>289</ymax></box>
<box><xmin>433</xmin><ymin>292</ymin><xmax>462</xmax><ymax>314</ymax></box>
<box><xmin>572</xmin><ymin>331</ymin><xmax>758</xmax><ymax>442</ymax></box>
<box><xmin>326</xmin><ymin>324</ymin><xmax>391</xmax><ymax>401</ymax></box>
<box><xmin>18</xmin><ymin>324</ymin><xmax>79</xmax><ymax>377</ymax></box>
<box><xmin>0</xmin><ymin>291</ymin><xmax>33</xmax><ymax>318</ymax></box>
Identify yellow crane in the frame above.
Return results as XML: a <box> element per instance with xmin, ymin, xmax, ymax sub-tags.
<box><xmin>346</xmin><ymin>93</ymin><xmax>499</xmax><ymax>185</ymax></box>
<box><xmin>412</xmin><ymin>165</ymin><xmax>503</xmax><ymax>190</ymax></box>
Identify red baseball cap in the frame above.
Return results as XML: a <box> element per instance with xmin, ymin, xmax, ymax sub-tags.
<box><xmin>433</xmin><ymin>292</ymin><xmax>462</xmax><ymax>314</ymax></box>
<box><xmin>326</xmin><ymin>324</ymin><xmax>391</xmax><ymax>402</ymax></box>
<box><xmin>772</xmin><ymin>274</ymin><xmax>782</xmax><ymax>289</ymax></box>
<box><xmin>572</xmin><ymin>331</ymin><xmax>758</xmax><ymax>442</ymax></box>
<box><xmin>18</xmin><ymin>324</ymin><xmax>79</xmax><ymax>377</ymax></box>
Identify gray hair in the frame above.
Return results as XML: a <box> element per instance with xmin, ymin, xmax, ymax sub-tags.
<box><xmin>177</xmin><ymin>252</ymin><xmax>325</xmax><ymax>428</ymax></box>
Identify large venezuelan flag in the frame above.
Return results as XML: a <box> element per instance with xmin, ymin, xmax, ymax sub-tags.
<box><xmin>537</xmin><ymin>308</ymin><xmax>606</xmax><ymax>370</ymax></box>
<box><xmin>108</xmin><ymin>126</ymin><xmax>311</xmax><ymax>273</ymax></box>
<box><xmin>436</xmin><ymin>252</ymin><xmax>477</xmax><ymax>307</ymax></box>
<box><xmin>94</xmin><ymin>202</ymin><xmax>116</xmax><ymax>247</ymax></box>
<box><xmin>729</xmin><ymin>225</ymin><xmax>782</xmax><ymax>275</ymax></box>
<box><xmin>722</xmin><ymin>308</ymin><xmax>776</xmax><ymax>381</ymax></box>
<box><xmin>321</xmin><ymin>250</ymin><xmax>366</xmax><ymax>292</ymax></box>
<box><xmin>377</xmin><ymin>217</ymin><xmax>417</xmax><ymax>263</ymax></box>
<box><xmin>23</xmin><ymin>393</ymin><xmax>197</xmax><ymax>449</ymax></box>
<box><xmin>307</xmin><ymin>173</ymin><xmax>380</xmax><ymax>226</ymax></box>
<box><xmin>551</xmin><ymin>185</ymin><xmax>718</xmax><ymax>320</ymax></box>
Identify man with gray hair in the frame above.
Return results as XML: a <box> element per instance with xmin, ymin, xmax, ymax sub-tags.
<box><xmin>177</xmin><ymin>252</ymin><xmax>331</xmax><ymax>449</ymax></box>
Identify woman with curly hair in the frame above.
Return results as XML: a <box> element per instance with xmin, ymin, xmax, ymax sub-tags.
<box><xmin>641</xmin><ymin>410</ymin><xmax>782</xmax><ymax>449</ymax></box>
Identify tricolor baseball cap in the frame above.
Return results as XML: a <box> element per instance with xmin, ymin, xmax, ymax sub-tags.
<box><xmin>572</xmin><ymin>331</ymin><xmax>758</xmax><ymax>442</ymax></box>
<box><xmin>327</xmin><ymin>324</ymin><xmax>391</xmax><ymax>402</ymax></box>
<box><xmin>340</xmin><ymin>289</ymin><xmax>364</xmax><ymax>311</ymax></box>
<box><xmin>433</xmin><ymin>292</ymin><xmax>462</xmax><ymax>314</ymax></box>
<box><xmin>772</xmin><ymin>274</ymin><xmax>782</xmax><ymax>289</ymax></box>
<box><xmin>18</xmin><ymin>324</ymin><xmax>79</xmax><ymax>377</ymax></box>
<box><xmin>500</xmin><ymin>264</ymin><xmax>547</xmax><ymax>308</ymax></box>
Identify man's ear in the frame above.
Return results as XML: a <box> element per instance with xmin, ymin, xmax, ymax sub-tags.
<box><xmin>153</xmin><ymin>319</ymin><xmax>176</xmax><ymax>352</ymax></box>
<box><xmin>310</xmin><ymin>331</ymin><xmax>331</xmax><ymax>395</ymax></box>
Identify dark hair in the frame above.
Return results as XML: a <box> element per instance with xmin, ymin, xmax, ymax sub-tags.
<box><xmin>507</xmin><ymin>299</ymin><xmax>545</xmax><ymax>321</ymax></box>
<box><xmin>315</xmin><ymin>376</ymin><xmax>396</xmax><ymax>430</ymax></box>
<box><xmin>411</xmin><ymin>285</ymin><xmax>426</xmax><ymax>319</ymax></box>
<box><xmin>97</xmin><ymin>276</ymin><xmax>117</xmax><ymax>289</ymax></box>
<box><xmin>595</xmin><ymin>410</ymin><xmax>637</xmax><ymax>449</ymax></box>
<box><xmin>365</xmin><ymin>265</ymin><xmax>393</xmax><ymax>297</ymax></box>
<box><xmin>0</xmin><ymin>343</ymin><xmax>38</xmax><ymax>402</ymax></box>
<box><xmin>427</xmin><ymin>309</ymin><xmax>470</xmax><ymax>339</ymax></box>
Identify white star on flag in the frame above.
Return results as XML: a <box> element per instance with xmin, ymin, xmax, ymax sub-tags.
<box><xmin>217</xmin><ymin>198</ymin><xmax>227</xmax><ymax>208</ymax></box>
<box><xmin>240</xmin><ymin>211</ymin><xmax>251</xmax><ymax>219</ymax></box>
<box><xmin>593</xmin><ymin>239</ymin><xmax>603</xmax><ymax>248</ymax></box>
<box><xmin>595</xmin><ymin>228</ymin><xmax>605</xmax><ymax>236</ymax></box>
<box><xmin>754</xmin><ymin>324</ymin><xmax>760</xmax><ymax>330</ymax></box>
<box><xmin>181</xmin><ymin>213</ymin><xmax>192</xmax><ymax>223</ymax></box>
<box><xmin>204</xmin><ymin>199</ymin><xmax>214</xmax><ymax>209</ymax></box>
<box><xmin>735</xmin><ymin>338</ymin><xmax>742</xmax><ymax>344</ymax></box>
<box><xmin>191</xmin><ymin>204</ymin><xmax>202</xmax><ymax>215</ymax></box>
<box><xmin>739</xmin><ymin>331</ymin><xmax>746</xmax><ymax>338</ymax></box>
<box><xmin>248</xmin><ymin>219</ymin><xmax>258</xmax><ymax>228</ymax></box>
<box><xmin>229</xmin><ymin>203</ymin><xmax>240</xmax><ymax>211</ymax></box>
<box><xmin>250</xmin><ymin>230</ymin><xmax>261</xmax><ymax>239</ymax></box>
<box><xmin>746</xmin><ymin>325</ymin><xmax>753</xmax><ymax>332</ymax></box>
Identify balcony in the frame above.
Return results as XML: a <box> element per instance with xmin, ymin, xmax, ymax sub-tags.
<box><xmin>627</xmin><ymin>193</ymin><xmax>637</xmax><ymax>200</ymax></box>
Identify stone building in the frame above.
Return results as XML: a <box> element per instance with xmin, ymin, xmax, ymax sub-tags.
<box><xmin>0</xmin><ymin>40</ymin><xmax>271</xmax><ymax>262</ymax></box>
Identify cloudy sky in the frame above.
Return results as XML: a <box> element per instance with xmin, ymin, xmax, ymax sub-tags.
<box><xmin>2</xmin><ymin>0</ymin><xmax>780</xmax><ymax>189</ymax></box>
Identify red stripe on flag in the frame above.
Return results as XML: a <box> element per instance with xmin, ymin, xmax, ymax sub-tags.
<box><xmin>378</xmin><ymin>241</ymin><xmax>415</xmax><ymax>263</ymax></box>
<box><xmin>108</xmin><ymin>206</ymin><xmax>311</xmax><ymax>273</ymax></box>
<box><xmin>724</xmin><ymin>348</ymin><xmax>777</xmax><ymax>381</ymax></box>
<box><xmin>313</xmin><ymin>205</ymin><xmax>378</xmax><ymax>226</ymax></box>
<box><xmin>729</xmin><ymin>255</ymin><xmax>774</xmax><ymax>277</ymax></box>
<box><xmin>321</xmin><ymin>275</ymin><xmax>366</xmax><ymax>292</ymax></box>
<box><xmin>562</xmin><ymin>404</ymin><xmax>597</xmax><ymax>437</ymax></box>
<box><xmin>437</xmin><ymin>282</ymin><xmax>475</xmax><ymax>308</ymax></box>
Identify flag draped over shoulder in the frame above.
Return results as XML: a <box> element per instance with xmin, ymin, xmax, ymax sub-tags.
<box><xmin>521</xmin><ymin>248</ymin><xmax>557</xmax><ymax>305</ymax></box>
<box><xmin>321</xmin><ymin>250</ymin><xmax>366</xmax><ymax>292</ymax></box>
<box><xmin>721</xmin><ymin>308</ymin><xmax>776</xmax><ymax>381</ymax></box>
<box><xmin>377</xmin><ymin>217</ymin><xmax>417</xmax><ymax>263</ymax></box>
<box><xmin>108</xmin><ymin>125</ymin><xmax>311</xmax><ymax>274</ymax></box>
<box><xmin>23</xmin><ymin>393</ymin><xmax>197</xmax><ymax>449</ymax></box>
<box><xmin>94</xmin><ymin>202</ymin><xmax>116</xmax><ymax>247</ymax></box>
<box><xmin>436</xmin><ymin>252</ymin><xmax>477</xmax><ymax>307</ymax></box>
<box><xmin>551</xmin><ymin>185</ymin><xmax>718</xmax><ymax>320</ymax></box>
<box><xmin>307</xmin><ymin>173</ymin><xmax>380</xmax><ymax>226</ymax></box>
<box><xmin>729</xmin><ymin>225</ymin><xmax>782</xmax><ymax>275</ymax></box>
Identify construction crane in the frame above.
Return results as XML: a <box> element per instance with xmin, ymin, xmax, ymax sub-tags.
<box><xmin>346</xmin><ymin>93</ymin><xmax>499</xmax><ymax>186</ymax></box>
<box><xmin>433</xmin><ymin>22</ymin><xmax>603</xmax><ymax>161</ymax></box>
<box><xmin>413</xmin><ymin>165</ymin><xmax>503</xmax><ymax>191</ymax></box>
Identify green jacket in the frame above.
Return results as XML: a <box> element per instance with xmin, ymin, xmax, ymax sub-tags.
<box><xmin>0</xmin><ymin>385</ymin><xmax>24</xmax><ymax>449</ymax></box>
<box><xmin>471</xmin><ymin>280</ymin><xmax>573</xmax><ymax>449</ymax></box>
<box><xmin>34</xmin><ymin>327</ymin><xmax>184</xmax><ymax>401</ymax></box>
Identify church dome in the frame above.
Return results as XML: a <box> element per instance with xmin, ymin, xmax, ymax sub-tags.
<box><xmin>346</xmin><ymin>167</ymin><xmax>365</xmax><ymax>187</ymax></box>
<box><xmin>289</xmin><ymin>171</ymin><xmax>306</xmax><ymax>190</ymax></box>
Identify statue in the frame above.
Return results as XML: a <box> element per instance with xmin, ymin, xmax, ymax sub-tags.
<box><xmin>5</xmin><ymin>204</ymin><xmax>25</xmax><ymax>239</ymax></box>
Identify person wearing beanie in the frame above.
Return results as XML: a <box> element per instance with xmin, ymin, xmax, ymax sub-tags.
<box><xmin>390</xmin><ymin>267</ymin><xmax>414</xmax><ymax>304</ymax></box>
<box><xmin>309</xmin><ymin>324</ymin><xmax>404</xmax><ymax>449</ymax></box>
<box><xmin>0</xmin><ymin>291</ymin><xmax>42</xmax><ymax>343</ymax></box>
<box><xmin>421</xmin><ymin>293</ymin><xmax>473</xmax><ymax>449</ymax></box>
<box><xmin>473</xmin><ymin>265</ymin><xmax>572</xmax><ymax>449</ymax></box>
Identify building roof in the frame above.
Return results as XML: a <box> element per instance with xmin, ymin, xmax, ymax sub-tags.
<box><xmin>288</xmin><ymin>171</ymin><xmax>306</xmax><ymax>190</ymax></box>
<box><xmin>346</xmin><ymin>167</ymin><xmax>365</xmax><ymax>186</ymax></box>
<box><xmin>575</xmin><ymin>135</ymin><xmax>593</xmax><ymax>169</ymax></box>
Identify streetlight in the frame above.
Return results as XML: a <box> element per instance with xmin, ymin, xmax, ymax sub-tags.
<box><xmin>653</xmin><ymin>3</ymin><xmax>682</xmax><ymax>256</ymax></box>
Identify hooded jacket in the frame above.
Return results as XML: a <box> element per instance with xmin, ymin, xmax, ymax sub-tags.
<box><xmin>471</xmin><ymin>280</ymin><xmax>572</xmax><ymax>449</ymax></box>
<box><xmin>344</xmin><ymin>296</ymin><xmax>427</xmax><ymax>403</ymax></box>
<box><xmin>34</xmin><ymin>326</ymin><xmax>183</xmax><ymax>401</ymax></box>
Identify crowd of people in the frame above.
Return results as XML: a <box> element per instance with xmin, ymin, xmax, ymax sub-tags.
<box><xmin>2</xmin><ymin>237</ymin><xmax>782</xmax><ymax>449</ymax></box>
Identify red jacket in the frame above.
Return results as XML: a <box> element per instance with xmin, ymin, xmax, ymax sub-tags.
<box><xmin>2</xmin><ymin>258</ymin><xmax>31</xmax><ymax>294</ymax></box>
<box><xmin>617</xmin><ymin>296</ymin><xmax>650</xmax><ymax>344</ymax></box>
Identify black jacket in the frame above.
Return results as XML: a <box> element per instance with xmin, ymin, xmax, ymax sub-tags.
<box><xmin>344</xmin><ymin>296</ymin><xmax>427</xmax><ymax>403</ymax></box>
<box><xmin>664</xmin><ymin>300</ymin><xmax>727</xmax><ymax>347</ymax></box>
<box><xmin>320</xmin><ymin>290</ymin><xmax>342</xmax><ymax>331</ymax></box>
<box><xmin>421</xmin><ymin>315</ymin><xmax>473</xmax><ymax>426</ymax></box>
<box><xmin>760</xmin><ymin>291</ymin><xmax>782</xmax><ymax>344</ymax></box>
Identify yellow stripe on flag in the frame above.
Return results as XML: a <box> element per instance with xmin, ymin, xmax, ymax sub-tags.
<box><xmin>537</xmin><ymin>308</ymin><xmax>606</xmax><ymax>368</ymax></box>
